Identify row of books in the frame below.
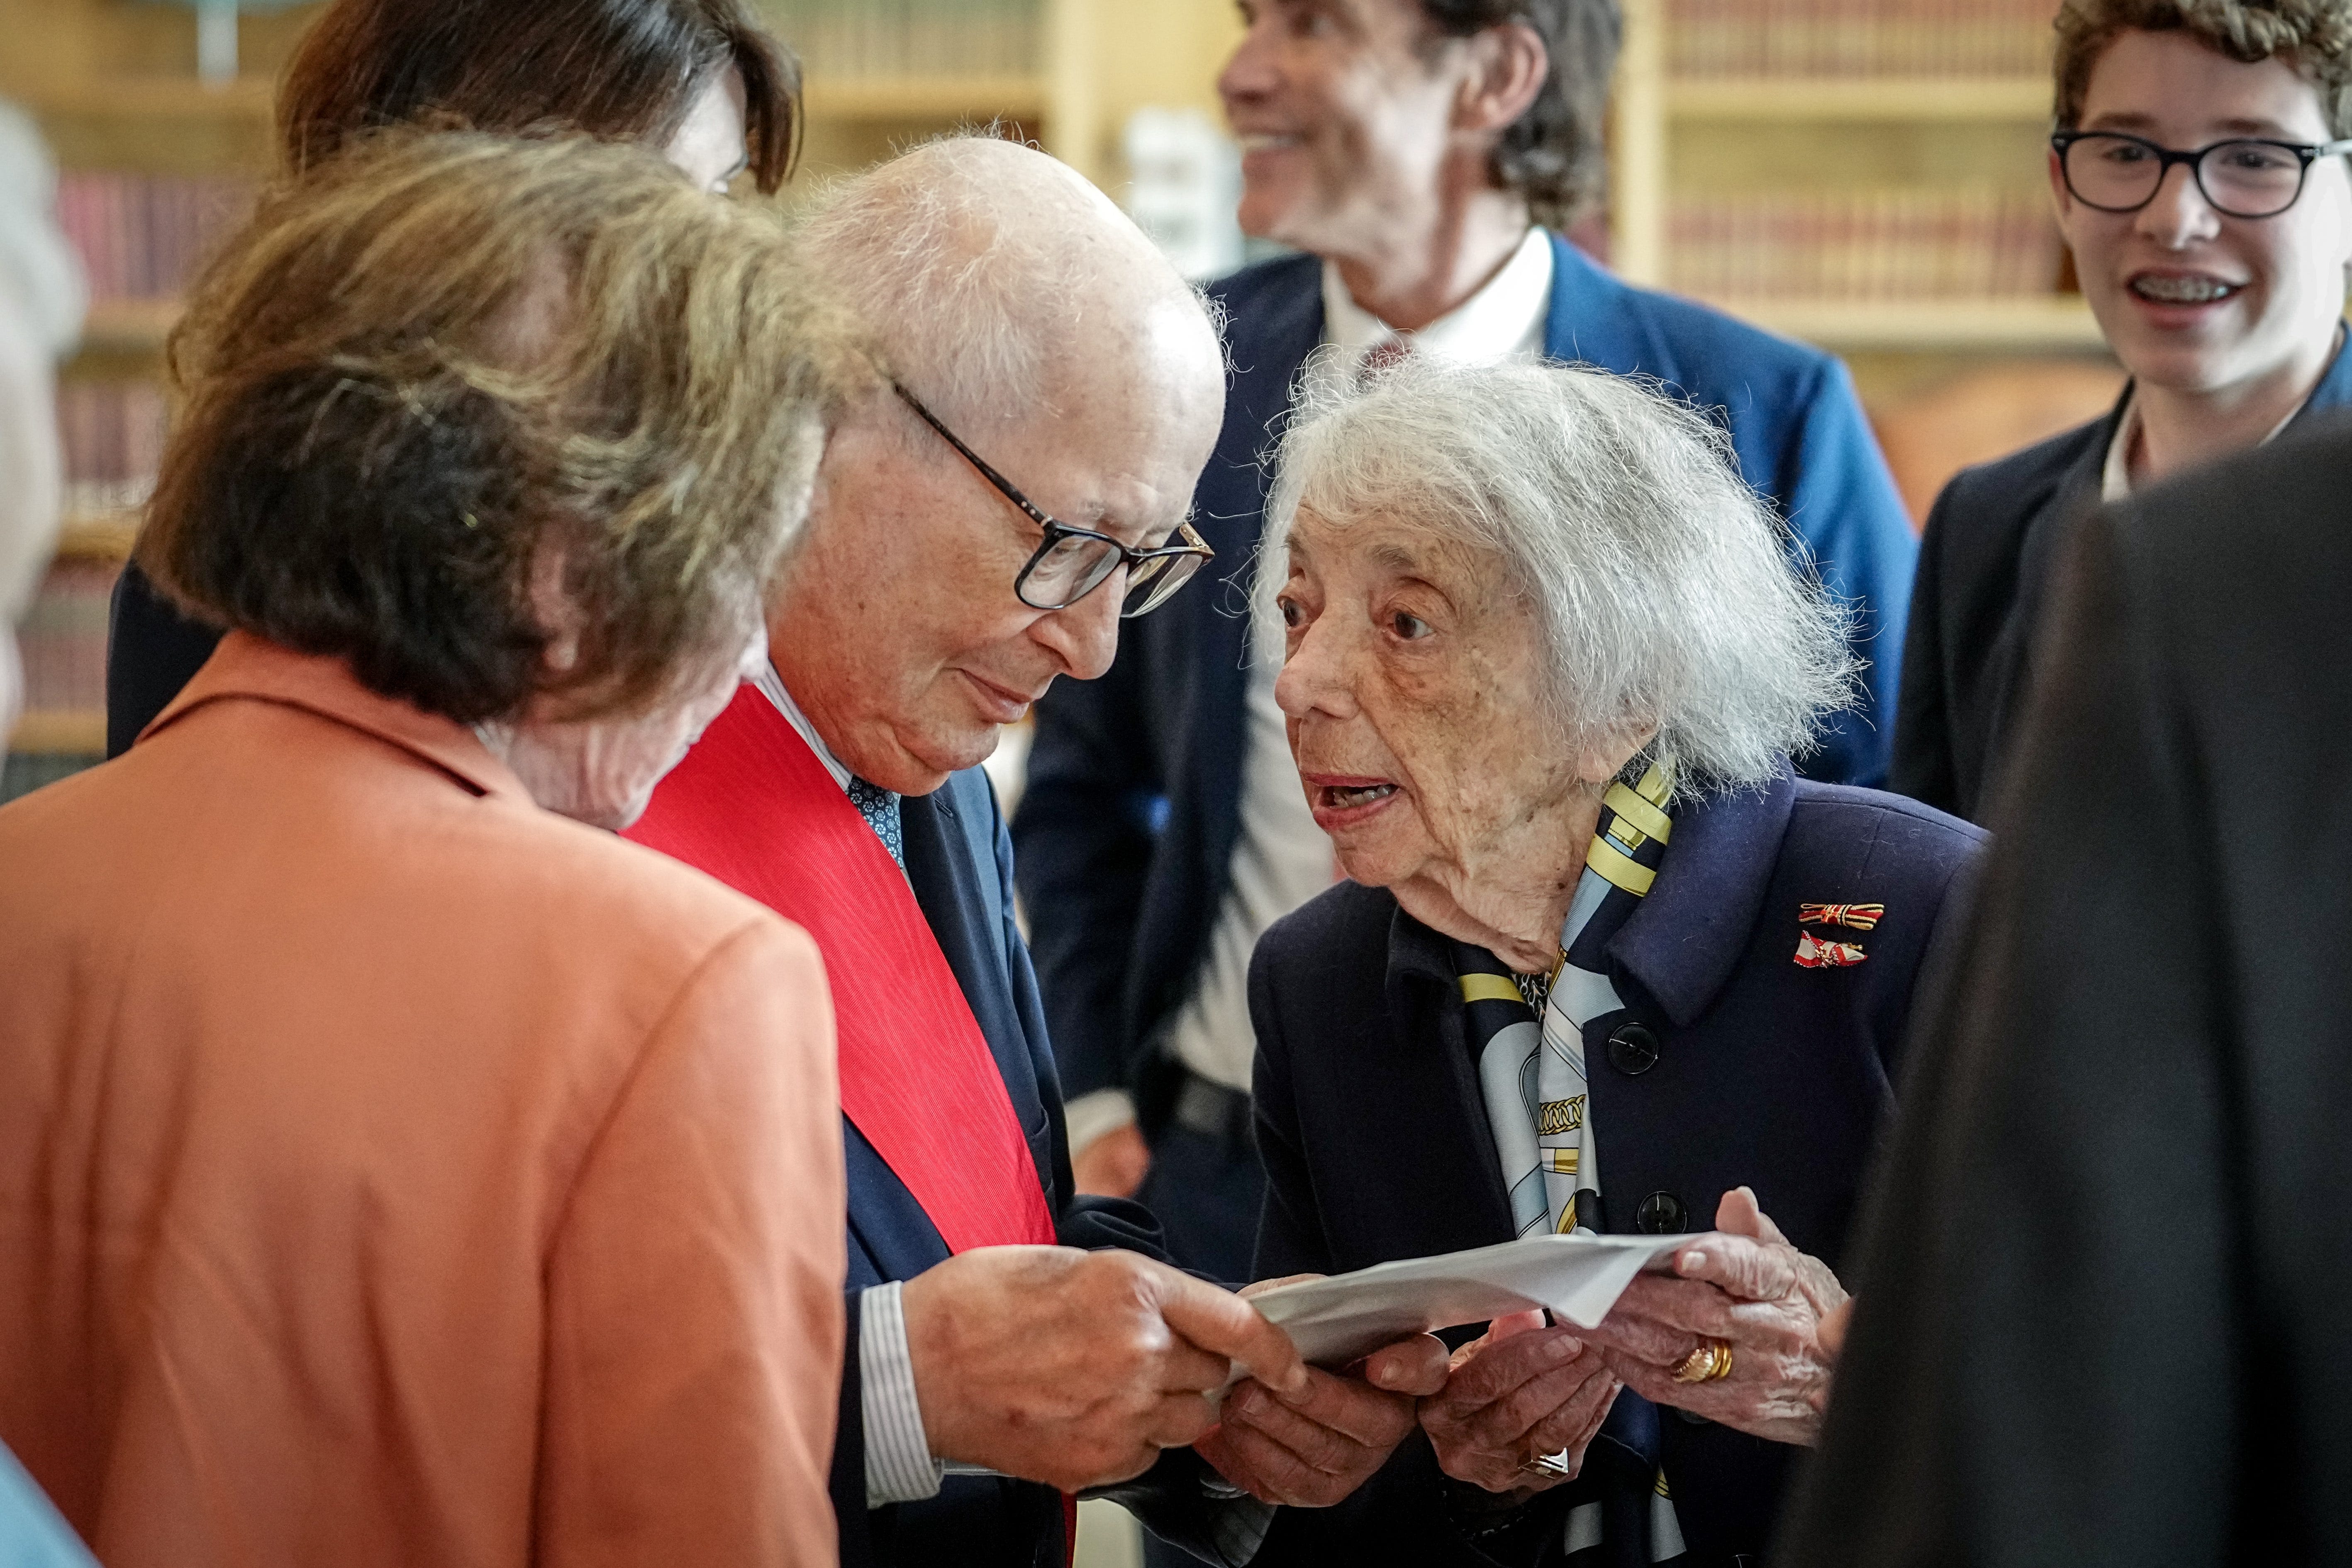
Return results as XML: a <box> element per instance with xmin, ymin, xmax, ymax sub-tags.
<box><xmin>15</xmin><ymin>560</ymin><xmax>114</xmax><ymax>723</ymax></box>
<box><xmin>762</xmin><ymin>0</ymin><xmax>1040</xmax><ymax>80</ymax></box>
<box><xmin>55</xmin><ymin>172</ymin><xmax>255</xmax><ymax>305</ymax></box>
<box><xmin>56</xmin><ymin>380</ymin><xmax>168</xmax><ymax>519</ymax></box>
<box><xmin>1668</xmin><ymin>0</ymin><xmax>2057</xmax><ymax>78</ymax></box>
<box><xmin>1667</xmin><ymin>187</ymin><xmax>2063</xmax><ymax>300</ymax></box>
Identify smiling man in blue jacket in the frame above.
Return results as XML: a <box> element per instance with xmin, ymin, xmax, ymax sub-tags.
<box><xmin>1015</xmin><ymin>0</ymin><xmax>1920</xmax><ymax>1326</ymax></box>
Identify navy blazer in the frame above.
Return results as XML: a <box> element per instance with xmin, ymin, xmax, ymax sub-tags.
<box><xmin>1244</xmin><ymin>773</ymin><xmax>1984</xmax><ymax>1565</ymax></box>
<box><xmin>837</xmin><ymin>767</ymin><xmax>1165</xmax><ymax>1568</ymax></box>
<box><xmin>1891</xmin><ymin>340</ymin><xmax>2352</xmax><ymax>823</ymax></box>
<box><xmin>1016</xmin><ymin>235</ymin><xmax>1921</xmax><ymax>1125</ymax></box>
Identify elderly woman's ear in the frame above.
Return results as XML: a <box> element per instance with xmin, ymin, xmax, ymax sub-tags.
<box><xmin>1572</xmin><ymin>724</ymin><xmax>1659</xmax><ymax>791</ymax></box>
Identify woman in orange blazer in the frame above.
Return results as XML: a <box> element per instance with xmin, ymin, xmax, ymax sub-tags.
<box><xmin>0</xmin><ymin>133</ymin><xmax>857</xmax><ymax>1567</ymax></box>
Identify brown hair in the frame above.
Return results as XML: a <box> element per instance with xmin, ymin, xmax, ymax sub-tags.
<box><xmin>2055</xmin><ymin>0</ymin><xmax>2352</xmax><ymax>137</ymax></box>
<box><xmin>141</xmin><ymin>131</ymin><xmax>865</xmax><ymax>723</ymax></box>
<box><xmin>280</xmin><ymin>0</ymin><xmax>800</xmax><ymax>192</ymax></box>
<box><xmin>1419</xmin><ymin>0</ymin><xmax>1622</xmax><ymax>229</ymax></box>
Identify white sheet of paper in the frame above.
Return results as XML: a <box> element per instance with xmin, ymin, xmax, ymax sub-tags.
<box><xmin>1246</xmin><ymin>1233</ymin><xmax>1690</xmax><ymax>1370</ymax></box>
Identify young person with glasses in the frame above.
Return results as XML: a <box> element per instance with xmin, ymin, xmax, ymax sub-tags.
<box><xmin>1894</xmin><ymin>0</ymin><xmax>2352</xmax><ymax>824</ymax></box>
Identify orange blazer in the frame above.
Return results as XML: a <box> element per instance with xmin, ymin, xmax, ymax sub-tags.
<box><xmin>0</xmin><ymin>633</ymin><xmax>846</xmax><ymax>1567</ymax></box>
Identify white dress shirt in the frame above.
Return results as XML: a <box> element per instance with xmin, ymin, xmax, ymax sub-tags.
<box><xmin>1065</xmin><ymin>227</ymin><xmax>1560</xmax><ymax>1149</ymax></box>
<box><xmin>746</xmin><ymin>666</ymin><xmax>945</xmax><ymax>1507</ymax></box>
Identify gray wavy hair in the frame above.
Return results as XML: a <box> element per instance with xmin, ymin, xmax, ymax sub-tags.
<box><xmin>1259</xmin><ymin>356</ymin><xmax>1856</xmax><ymax>796</ymax></box>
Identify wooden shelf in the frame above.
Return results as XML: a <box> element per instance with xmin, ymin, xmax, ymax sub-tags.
<box><xmin>7</xmin><ymin>711</ymin><xmax>107</xmax><ymax>757</ymax></box>
<box><xmin>1667</xmin><ymin>76</ymin><xmax>2051</xmax><ymax>122</ymax></box>
<box><xmin>1709</xmin><ymin>296</ymin><xmax>2105</xmax><ymax>350</ymax></box>
<box><xmin>18</xmin><ymin>78</ymin><xmax>278</xmax><ymax>122</ymax></box>
<box><xmin>803</xmin><ymin>75</ymin><xmax>1048</xmax><ymax>121</ymax></box>
<box><xmin>57</xmin><ymin>512</ymin><xmax>141</xmax><ymax>562</ymax></box>
<box><xmin>78</xmin><ymin>299</ymin><xmax>183</xmax><ymax>356</ymax></box>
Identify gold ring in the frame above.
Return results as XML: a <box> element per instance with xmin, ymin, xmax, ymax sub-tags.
<box><xmin>1670</xmin><ymin>1339</ymin><xmax>1733</xmax><ymax>1384</ymax></box>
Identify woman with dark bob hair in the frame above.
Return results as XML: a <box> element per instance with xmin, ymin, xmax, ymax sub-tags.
<box><xmin>0</xmin><ymin>130</ymin><xmax>860</xmax><ymax>1566</ymax></box>
<box><xmin>106</xmin><ymin>0</ymin><xmax>802</xmax><ymax>755</ymax></box>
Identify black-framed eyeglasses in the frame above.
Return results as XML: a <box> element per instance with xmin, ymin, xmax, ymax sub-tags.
<box><xmin>2052</xmin><ymin>129</ymin><xmax>2352</xmax><ymax>219</ymax></box>
<box><xmin>892</xmin><ymin>383</ymin><xmax>1214</xmax><ymax>618</ymax></box>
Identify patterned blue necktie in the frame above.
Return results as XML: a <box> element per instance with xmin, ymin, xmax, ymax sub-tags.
<box><xmin>844</xmin><ymin>775</ymin><xmax>905</xmax><ymax>871</ymax></box>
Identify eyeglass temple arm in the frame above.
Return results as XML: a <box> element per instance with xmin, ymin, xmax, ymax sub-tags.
<box><xmin>891</xmin><ymin>382</ymin><xmax>1058</xmax><ymax>533</ymax></box>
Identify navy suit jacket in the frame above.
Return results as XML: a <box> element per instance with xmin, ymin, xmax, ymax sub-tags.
<box><xmin>837</xmin><ymin>767</ymin><xmax>1164</xmax><ymax>1568</ymax></box>
<box><xmin>1244</xmin><ymin>772</ymin><xmax>1984</xmax><ymax>1565</ymax></box>
<box><xmin>1892</xmin><ymin>339</ymin><xmax>2352</xmax><ymax>823</ymax></box>
<box><xmin>1016</xmin><ymin>235</ymin><xmax>1921</xmax><ymax>1126</ymax></box>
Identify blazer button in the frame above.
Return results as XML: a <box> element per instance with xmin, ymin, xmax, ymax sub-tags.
<box><xmin>1605</xmin><ymin>1022</ymin><xmax>1660</xmax><ymax>1076</ymax></box>
<box><xmin>1635</xmin><ymin>1191</ymin><xmax>1688</xmax><ymax>1234</ymax></box>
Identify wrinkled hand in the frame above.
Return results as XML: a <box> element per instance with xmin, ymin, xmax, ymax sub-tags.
<box><xmin>902</xmin><ymin>1245</ymin><xmax>1306</xmax><ymax>1492</ymax></box>
<box><xmin>1199</xmin><ymin>1339</ymin><xmax>1447</xmax><ymax>1507</ymax></box>
<box><xmin>1072</xmin><ymin>1123</ymin><xmax>1151</xmax><ymax>1199</ymax></box>
<box><xmin>1578</xmin><ymin>1187</ymin><xmax>1848</xmax><ymax>1447</ymax></box>
<box><xmin>1421</xmin><ymin>1309</ymin><xmax>1622</xmax><ymax>1497</ymax></box>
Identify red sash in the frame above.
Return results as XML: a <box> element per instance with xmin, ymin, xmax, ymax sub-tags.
<box><xmin>626</xmin><ymin>684</ymin><xmax>1055</xmax><ymax>1255</ymax></box>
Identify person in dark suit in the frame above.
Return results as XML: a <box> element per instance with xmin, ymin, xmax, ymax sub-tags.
<box><xmin>1777</xmin><ymin>424</ymin><xmax>2352</xmax><ymax>1566</ymax></box>
<box><xmin>629</xmin><ymin>138</ymin><xmax>1444</xmax><ymax>1568</ymax></box>
<box><xmin>1212</xmin><ymin>358</ymin><xmax>1982</xmax><ymax>1565</ymax></box>
<box><xmin>103</xmin><ymin>0</ymin><xmax>802</xmax><ymax>757</ymax></box>
<box><xmin>1892</xmin><ymin>0</ymin><xmax>2352</xmax><ymax>822</ymax></box>
<box><xmin>1014</xmin><ymin>0</ymin><xmax>1919</xmax><ymax>1298</ymax></box>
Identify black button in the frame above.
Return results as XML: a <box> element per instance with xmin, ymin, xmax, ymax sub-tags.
<box><xmin>1636</xmin><ymin>1191</ymin><xmax>1687</xmax><ymax>1233</ymax></box>
<box><xmin>1605</xmin><ymin>1021</ymin><xmax>1660</xmax><ymax>1076</ymax></box>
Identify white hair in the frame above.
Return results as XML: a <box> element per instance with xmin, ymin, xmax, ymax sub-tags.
<box><xmin>787</xmin><ymin>133</ymin><xmax>1214</xmax><ymax>433</ymax></box>
<box><xmin>1260</xmin><ymin>355</ymin><xmax>1857</xmax><ymax>796</ymax></box>
<box><xmin>0</xmin><ymin>102</ymin><xmax>84</xmax><ymax>358</ymax></box>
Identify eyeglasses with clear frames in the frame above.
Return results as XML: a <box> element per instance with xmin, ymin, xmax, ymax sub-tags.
<box><xmin>892</xmin><ymin>382</ymin><xmax>1215</xmax><ymax>618</ymax></box>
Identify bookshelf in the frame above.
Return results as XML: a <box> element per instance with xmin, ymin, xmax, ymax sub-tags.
<box><xmin>0</xmin><ymin>0</ymin><xmax>307</xmax><ymax>769</ymax></box>
<box><xmin>2</xmin><ymin>0</ymin><xmax>1238</xmax><ymax>777</ymax></box>
<box><xmin>1612</xmin><ymin>0</ymin><xmax>2099</xmax><ymax>353</ymax></box>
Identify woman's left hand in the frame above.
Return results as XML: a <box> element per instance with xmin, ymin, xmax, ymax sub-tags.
<box><xmin>1575</xmin><ymin>1187</ymin><xmax>1850</xmax><ymax>1447</ymax></box>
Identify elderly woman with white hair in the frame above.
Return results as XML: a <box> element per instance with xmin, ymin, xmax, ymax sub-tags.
<box><xmin>1215</xmin><ymin>358</ymin><xmax>1983</xmax><ymax>1566</ymax></box>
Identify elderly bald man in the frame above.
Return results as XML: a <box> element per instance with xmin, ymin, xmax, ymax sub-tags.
<box><xmin>628</xmin><ymin>136</ymin><xmax>1445</xmax><ymax>1568</ymax></box>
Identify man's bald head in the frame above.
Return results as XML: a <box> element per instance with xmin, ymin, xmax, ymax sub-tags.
<box><xmin>768</xmin><ymin>136</ymin><xmax>1229</xmax><ymax>796</ymax></box>
<box><xmin>792</xmin><ymin>136</ymin><xmax>1220</xmax><ymax>432</ymax></box>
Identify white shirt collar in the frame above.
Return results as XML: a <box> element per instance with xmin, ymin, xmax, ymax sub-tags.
<box><xmin>752</xmin><ymin>660</ymin><xmax>853</xmax><ymax>794</ymax></box>
<box><xmin>2102</xmin><ymin>383</ymin><xmax>2316</xmax><ymax>502</ymax></box>
<box><xmin>1319</xmin><ymin>226</ymin><xmax>1554</xmax><ymax>370</ymax></box>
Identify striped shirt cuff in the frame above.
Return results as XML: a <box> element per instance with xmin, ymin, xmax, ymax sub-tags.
<box><xmin>860</xmin><ymin>1282</ymin><xmax>945</xmax><ymax>1506</ymax></box>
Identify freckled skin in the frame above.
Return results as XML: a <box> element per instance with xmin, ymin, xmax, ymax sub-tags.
<box><xmin>1272</xmin><ymin>505</ymin><xmax>1648</xmax><ymax>969</ymax></box>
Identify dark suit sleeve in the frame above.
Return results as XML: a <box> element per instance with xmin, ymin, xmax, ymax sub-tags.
<box><xmin>1772</xmin><ymin>356</ymin><xmax>1918</xmax><ymax>792</ymax></box>
<box><xmin>105</xmin><ymin>558</ymin><xmax>224</xmax><ymax>758</ymax></box>
<box><xmin>1012</xmin><ymin>640</ymin><xmax>1161</xmax><ymax>1104</ymax></box>
<box><xmin>1887</xmin><ymin>474</ymin><xmax>1964</xmax><ymax>814</ymax></box>
<box><xmin>1775</xmin><ymin>503</ymin><xmax>2254</xmax><ymax>1568</ymax></box>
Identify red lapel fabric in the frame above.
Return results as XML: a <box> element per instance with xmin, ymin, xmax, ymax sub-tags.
<box><xmin>626</xmin><ymin>685</ymin><xmax>1055</xmax><ymax>1255</ymax></box>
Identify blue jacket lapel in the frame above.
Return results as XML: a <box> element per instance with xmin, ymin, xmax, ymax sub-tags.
<box><xmin>1541</xmin><ymin>232</ymin><xmax>1657</xmax><ymax>377</ymax></box>
<box><xmin>1604</xmin><ymin>771</ymin><xmax>1798</xmax><ymax>1028</ymax></box>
